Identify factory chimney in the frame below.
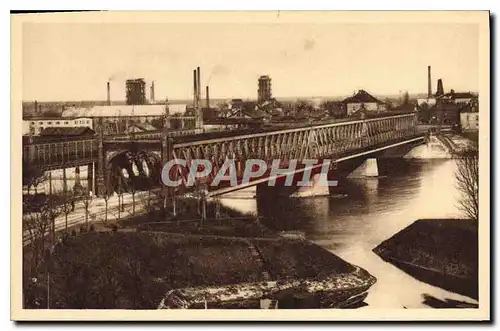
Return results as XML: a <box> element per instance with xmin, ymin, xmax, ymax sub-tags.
<box><xmin>193</xmin><ymin>69</ymin><xmax>198</xmax><ymax>108</ymax></box>
<box><xmin>427</xmin><ymin>66</ymin><xmax>432</xmax><ymax>98</ymax></box>
<box><xmin>150</xmin><ymin>81</ymin><xmax>155</xmax><ymax>104</ymax></box>
<box><xmin>107</xmin><ymin>81</ymin><xmax>111</xmax><ymax>106</ymax></box>
<box><xmin>206</xmin><ymin>86</ymin><xmax>210</xmax><ymax>108</ymax></box>
<box><xmin>436</xmin><ymin>79</ymin><xmax>444</xmax><ymax>97</ymax></box>
<box><xmin>196</xmin><ymin>67</ymin><xmax>201</xmax><ymax>103</ymax></box>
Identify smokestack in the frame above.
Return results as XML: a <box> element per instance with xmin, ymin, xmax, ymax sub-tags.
<box><xmin>107</xmin><ymin>81</ymin><xmax>111</xmax><ymax>106</ymax></box>
<box><xmin>427</xmin><ymin>66</ymin><xmax>432</xmax><ymax>98</ymax></box>
<box><xmin>197</xmin><ymin>67</ymin><xmax>201</xmax><ymax>102</ymax></box>
<box><xmin>193</xmin><ymin>69</ymin><xmax>198</xmax><ymax>108</ymax></box>
<box><xmin>150</xmin><ymin>81</ymin><xmax>155</xmax><ymax>104</ymax></box>
<box><xmin>206</xmin><ymin>86</ymin><xmax>210</xmax><ymax>108</ymax></box>
<box><xmin>436</xmin><ymin>78</ymin><xmax>444</xmax><ymax>97</ymax></box>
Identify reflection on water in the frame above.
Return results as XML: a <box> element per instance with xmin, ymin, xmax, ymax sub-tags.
<box><xmin>221</xmin><ymin>159</ymin><xmax>477</xmax><ymax>308</ymax></box>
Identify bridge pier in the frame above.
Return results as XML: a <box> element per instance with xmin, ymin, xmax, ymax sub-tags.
<box><xmin>348</xmin><ymin>158</ymin><xmax>379</xmax><ymax>178</ymax></box>
<box><xmin>62</xmin><ymin>167</ymin><xmax>67</xmax><ymax>194</ymax></box>
<box><xmin>290</xmin><ymin>173</ymin><xmax>330</xmax><ymax>198</ymax></box>
<box><xmin>73</xmin><ymin>166</ymin><xmax>83</xmax><ymax>193</ymax></box>
<box><xmin>256</xmin><ymin>170</ymin><xmax>332</xmax><ymax>199</ymax></box>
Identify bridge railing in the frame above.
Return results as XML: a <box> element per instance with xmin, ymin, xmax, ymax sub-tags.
<box><xmin>23</xmin><ymin>113</ymin><xmax>420</xmax><ymax>171</ymax></box>
<box><xmin>104</xmin><ymin>128</ymin><xmax>201</xmax><ymax>141</ymax></box>
<box><xmin>23</xmin><ymin>139</ymin><xmax>98</xmax><ymax>167</ymax></box>
<box><xmin>169</xmin><ymin>113</ymin><xmax>420</xmax><ymax>177</ymax></box>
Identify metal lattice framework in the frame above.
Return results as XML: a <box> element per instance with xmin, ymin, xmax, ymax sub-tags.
<box><xmin>169</xmin><ymin>114</ymin><xmax>419</xmax><ymax>178</ymax></box>
<box><xmin>23</xmin><ymin>114</ymin><xmax>419</xmax><ymax>175</ymax></box>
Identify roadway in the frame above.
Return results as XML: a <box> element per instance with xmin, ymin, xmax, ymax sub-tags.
<box><xmin>23</xmin><ymin>190</ymin><xmax>160</xmax><ymax>245</ymax></box>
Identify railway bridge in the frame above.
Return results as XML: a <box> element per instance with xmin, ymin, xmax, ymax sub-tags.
<box><xmin>23</xmin><ymin>113</ymin><xmax>424</xmax><ymax>198</ymax></box>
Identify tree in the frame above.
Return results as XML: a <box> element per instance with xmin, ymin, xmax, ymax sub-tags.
<box><xmin>295</xmin><ymin>100</ymin><xmax>314</xmax><ymax>114</ymax></box>
<box><xmin>417</xmin><ymin>102</ymin><xmax>431</xmax><ymax>124</ymax></box>
<box><xmin>81</xmin><ymin>191</ymin><xmax>93</xmax><ymax>229</ymax></box>
<box><xmin>42</xmin><ymin>196</ymin><xmax>63</xmax><ymax>244</ymax></box>
<box><xmin>23</xmin><ymin>162</ymin><xmax>47</xmax><ymax>195</ymax></box>
<box><xmin>455</xmin><ymin>149</ymin><xmax>479</xmax><ymax>221</ymax></box>
<box><xmin>130</xmin><ymin>181</ymin><xmax>137</xmax><ymax>216</ymax></box>
<box><xmin>60</xmin><ymin>191</ymin><xmax>74</xmax><ymax>232</ymax></box>
<box><xmin>321</xmin><ymin>101</ymin><xmax>347</xmax><ymax>119</ymax></box>
<box><xmin>102</xmin><ymin>191</ymin><xmax>111</xmax><ymax>227</ymax></box>
<box><xmin>23</xmin><ymin>211</ymin><xmax>51</xmax><ymax>275</ymax></box>
<box><xmin>139</xmin><ymin>186</ymin><xmax>157</xmax><ymax>216</ymax></box>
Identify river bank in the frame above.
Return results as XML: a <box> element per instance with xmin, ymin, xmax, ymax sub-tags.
<box><xmin>373</xmin><ymin>219</ymin><xmax>478</xmax><ymax>300</ymax></box>
<box><xmin>221</xmin><ymin>157</ymin><xmax>479</xmax><ymax>308</ymax></box>
<box><xmin>23</xmin><ymin>198</ymin><xmax>377</xmax><ymax>309</ymax></box>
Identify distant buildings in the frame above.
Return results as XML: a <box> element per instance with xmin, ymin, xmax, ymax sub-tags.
<box><xmin>459</xmin><ymin>99</ymin><xmax>479</xmax><ymax>132</ymax></box>
<box><xmin>425</xmin><ymin>94</ymin><xmax>478</xmax><ymax>128</ymax></box>
<box><xmin>416</xmin><ymin>66</ymin><xmax>478</xmax><ymax>128</ymax></box>
<box><xmin>39</xmin><ymin>126</ymin><xmax>95</xmax><ymax>139</ymax></box>
<box><xmin>23</xmin><ymin>117</ymin><xmax>93</xmax><ymax>136</ymax></box>
<box><xmin>460</xmin><ymin>109</ymin><xmax>479</xmax><ymax>132</ymax></box>
<box><xmin>437</xmin><ymin>90</ymin><xmax>476</xmax><ymax>105</ymax></box>
<box><xmin>62</xmin><ymin>104</ymin><xmax>186</xmax><ymax>118</ymax></box>
<box><xmin>343</xmin><ymin>90</ymin><xmax>387</xmax><ymax>116</ymax></box>
<box><xmin>258</xmin><ymin>76</ymin><xmax>272</xmax><ymax>103</ymax></box>
<box><xmin>429</xmin><ymin>102</ymin><xmax>461</xmax><ymax>126</ymax></box>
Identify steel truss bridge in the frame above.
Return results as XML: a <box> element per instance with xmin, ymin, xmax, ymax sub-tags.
<box><xmin>23</xmin><ymin>113</ymin><xmax>424</xmax><ymax>196</ymax></box>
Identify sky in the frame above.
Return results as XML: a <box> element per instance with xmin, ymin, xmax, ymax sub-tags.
<box><xmin>22</xmin><ymin>22</ymin><xmax>479</xmax><ymax>102</ymax></box>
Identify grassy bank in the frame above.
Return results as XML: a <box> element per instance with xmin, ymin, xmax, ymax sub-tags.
<box><xmin>373</xmin><ymin>219</ymin><xmax>478</xmax><ymax>299</ymax></box>
<box><xmin>25</xmin><ymin>231</ymin><xmax>361</xmax><ymax>309</ymax></box>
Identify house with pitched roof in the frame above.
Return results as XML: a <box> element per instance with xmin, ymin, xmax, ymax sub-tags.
<box><xmin>343</xmin><ymin>90</ymin><xmax>387</xmax><ymax>116</ymax></box>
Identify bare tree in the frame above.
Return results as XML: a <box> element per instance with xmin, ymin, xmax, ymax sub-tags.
<box><xmin>81</xmin><ymin>191</ymin><xmax>93</xmax><ymax>229</ymax></box>
<box><xmin>101</xmin><ymin>175</ymin><xmax>112</xmax><ymax>227</ymax></box>
<box><xmin>60</xmin><ymin>191</ymin><xmax>74</xmax><ymax>232</ymax></box>
<box><xmin>23</xmin><ymin>162</ymin><xmax>47</xmax><ymax>195</ymax></box>
<box><xmin>42</xmin><ymin>196</ymin><xmax>63</xmax><ymax>244</ymax></box>
<box><xmin>455</xmin><ymin>149</ymin><xmax>479</xmax><ymax>221</ymax></box>
<box><xmin>23</xmin><ymin>211</ymin><xmax>51</xmax><ymax>274</ymax></box>
<box><xmin>117</xmin><ymin>175</ymin><xmax>125</xmax><ymax>214</ymax></box>
<box><xmin>139</xmin><ymin>187</ymin><xmax>157</xmax><ymax>216</ymax></box>
<box><xmin>101</xmin><ymin>192</ymin><xmax>110</xmax><ymax>225</ymax></box>
<box><xmin>130</xmin><ymin>184</ymin><xmax>137</xmax><ymax>216</ymax></box>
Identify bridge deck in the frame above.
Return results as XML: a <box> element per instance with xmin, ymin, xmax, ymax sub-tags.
<box><xmin>23</xmin><ymin>113</ymin><xmax>420</xmax><ymax>172</ymax></box>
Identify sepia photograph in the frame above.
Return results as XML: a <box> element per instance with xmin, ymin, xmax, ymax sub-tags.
<box><xmin>10</xmin><ymin>10</ymin><xmax>490</xmax><ymax>321</ymax></box>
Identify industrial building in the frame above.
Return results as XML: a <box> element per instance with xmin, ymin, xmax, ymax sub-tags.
<box><xmin>258</xmin><ymin>75</ymin><xmax>272</xmax><ymax>103</ymax></box>
<box><xmin>437</xmin><ymin>90</ymin><xmax>476</xmax><ymax>105</ymax></box>
<box><xmin>61</xmin><ymin>104</ymin><xmax>187</xmax><ymax>118</ymax></box>
<box><xmin>23</xmin><ymin>117</ymin><xmax>93</xmax><ymax>136</ymax></box>
<box><xmin>460</xmin><ymin>108</ymin><xmax>479</xmax><ymax>132</ymax></box>
<box><xmin>125</xmin><ymin>78</ymin><xmax>147</xmax><ymax>105</ymax></box>
<box><xmin>417</xmin><ymin>66</ymin><xmax>477</xmax><ymax>107</ymax></box>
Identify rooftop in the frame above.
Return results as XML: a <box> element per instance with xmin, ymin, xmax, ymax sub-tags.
<box><xmin>343</xmin><ymin>90</ymin><xmax>383</xmax><ymax>104</ymax></box>
<box><xmin>39</xmin><ymin>126</ymin><xmax>95</xmax><ymax>137</ymax></box>
<box><xmin>437</xmin><ymin>91</ymin><xmax>477</xmax><ymax>100</ymax></box>
<box><xmin>61</xmin><ymin>104</ymin><xmax>187</xmax><ymax>117</ymax></box>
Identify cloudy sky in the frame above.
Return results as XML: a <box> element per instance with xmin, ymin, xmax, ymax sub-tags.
<box><xmin>22</xmin><ymin>21</ymin><xmax>479</xmax><ymax>101</ymax></box>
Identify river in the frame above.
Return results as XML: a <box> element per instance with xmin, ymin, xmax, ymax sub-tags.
<box><xmin>220</xmin><ymin>157</ymin><xmax>478</xmax><ymax>309</ymax></box>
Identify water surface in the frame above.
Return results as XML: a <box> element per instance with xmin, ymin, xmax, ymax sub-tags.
<box><xmin>221</xmin><ymin>158</ymin><xmax>477</xmax><ymax>308</ymax></box>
